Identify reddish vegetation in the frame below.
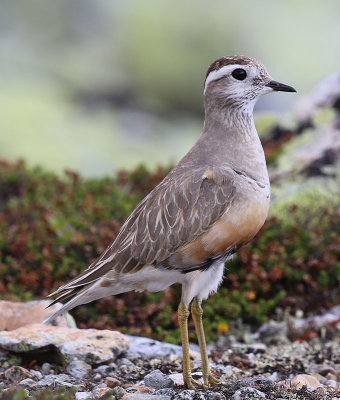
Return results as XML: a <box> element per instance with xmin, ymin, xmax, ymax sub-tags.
<box><xmin>0</xmin><ymin>160</ymin><xmax>339</xmax><ymax>343</ymax></box>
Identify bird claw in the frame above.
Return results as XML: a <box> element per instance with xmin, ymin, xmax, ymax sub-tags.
<box><xmin>205</xmin><ymin>373</ymin><xmax>220</xmax><ymax>386</ymax></box>
<box><xmin>184</xmin><ymin>376</ymin><xmax>207</xmax><ymax>390</ymax></box>
<box><xmin>184</xmin><ymin>373</ymin><xmax>220</xmax><ymax>389</ymax></box>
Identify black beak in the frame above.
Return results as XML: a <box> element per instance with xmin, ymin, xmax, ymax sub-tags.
<box><xmin>266</xmin><ymin>80</ymin><xmax>297</xmax><ymax>93</ymax></box>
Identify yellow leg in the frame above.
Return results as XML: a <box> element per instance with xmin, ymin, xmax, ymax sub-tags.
<box><xmin>178</xmin><ymin>302</ymin><xmax>202</xmax><ymax>389</ymax></box>
<box><xmin>191</xmin><ymin>297</ymin><xmax>220</xmax><ymax>387</ymax></box>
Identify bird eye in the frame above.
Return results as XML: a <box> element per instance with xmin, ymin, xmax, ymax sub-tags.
<box><xmin>232</xmin><ymin>68</ymin><xmax>247</xmax><ymax>81</ymax></box>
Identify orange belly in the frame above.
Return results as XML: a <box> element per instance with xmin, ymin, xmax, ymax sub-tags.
<box><xmin>173</xmin><ymin>187</ymin><xmax>269</xmax><ymax>268</ymax></box>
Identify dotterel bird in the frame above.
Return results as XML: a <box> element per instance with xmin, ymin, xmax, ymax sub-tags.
<box><xmin>45</xmin><ymin>55</ymin><xmax>296</xmax><ymax>389</ymax></box>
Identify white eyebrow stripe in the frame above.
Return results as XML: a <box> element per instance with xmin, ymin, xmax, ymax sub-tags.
<box><xmin>204</xmin><ymin>64</ymin><xmax>243</xmax><ymax>94</ymax></box>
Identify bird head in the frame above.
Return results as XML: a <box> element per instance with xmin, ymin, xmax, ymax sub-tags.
<box><xmin>204</xmin><ymin>55</ymin><xmax>296</xmax><ymax>113</ymax></box>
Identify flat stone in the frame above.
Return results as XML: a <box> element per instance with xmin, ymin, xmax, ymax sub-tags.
<box><xmin>75</xmin><ymin>392</ymin><xmax>92</xmax><ymax>400</ymax></box>
<box><xmin>36</xmin><ymin>373</ymin><xmax>82</xmax><ymax>389</ymax></box>
<box><xmin>126</xmin><ymin>335</ymin><xmax>200</xmax><ymax>360</ymax></box>
<box><xmin>0</xmin><ymin>324</ymin><xmax>129</xmax><ymax>364</ymax></box>
<box><xmin>291</xmin><ymin>374</ymin><xmax>321</xmax><ymax>389</ymax></box>
<box><xmin>0</xmin><ymin>300</ymin><xmax>74</xmax><ymax>330</ymax></box>
<box><xmin>144</xmin><ymin>369</ymin><xmax>174</xmax><ymax>389</ymax></box>
<box><xmin>67</xmin><ymin>360</ymin><xmax>92</xmax><ymax>379</ymax></box>
<box><xmin>18</xmin><ymin>378</ymin><xmax>38</xmax><ymax>389</ymax></box>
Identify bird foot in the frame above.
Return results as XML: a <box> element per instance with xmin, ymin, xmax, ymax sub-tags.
<box><xmin>184</xmin><ymin>376</ymin><xmax>207</xmax><ymax>390</ymax></box>
<box><xmin>204</xmin><ymin>373</ymin><xmax>220</xmax><ymax>386</ymax></box>
<box><xmin>184</xmin><ymin>373</ymin><xmax>220</xmax><ymax>389</ymax></box>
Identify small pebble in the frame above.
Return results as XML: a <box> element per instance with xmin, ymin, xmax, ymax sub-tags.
<box><xmin>112</xmin><ymin>386</ymin><xmax>127</xmax><ymax>400</ymax></box>
<box><xmin>326</xmin><ymin>372</ymin><xmax>337</xmax><ymax>380</ymax></box>
<box><xmin>232</xmin><ymin>387</ymin><xmax>266</xmax><ymax>400</ymax></box>
<box><xmin>5</xmin><ymin>366</ymin><xmax>35</xmax><ymax>383</ymax></box>
<box><xmin>118</xmin><ymin>357</ymin><xmax>135</xmax><ymax>367</ymax></box>
<box><xmin>93</xmin><ymin>365</ymin><xmax>113</xmax><ymax>376</ymax></box>
<box><xmin>75</xmin><ymin>392</ymin><xmax>92</xmax><ymax>400</ymax></box>
<box><xmin>66</xmin><ymin>360</ymin><xmax>92</xmax><ymax>379</ymax></box>
<box><xmin>92</xmin><ymin>387</ymin><xmax>111</xmax><ymax>399</ymax></box>
<box><xmin>41</xmin><ymin>363</ymin><xmax>51</xmax><ymax>375</ymax></box>
<box><xmin>144</xmin><ymin>369</ymin><xmax>174</xmax><ymax>389</ymax></box>
<box><xmin>93</xmin><ymin>373</ymin><xmax>102</xmax><ymax>382</ymax></box>
<box><xmin>18</xmin><ymin>378</ymin><xmax>37</xmax><ymax>389</ymax></box>
<box><xmin>326</xmin><ymin>379</ymin><xmax>337</xmax><ymax>387</ymax></box>
<box><xmin>176</xmin><ymin>390</ymin><xmax>196</xmax><ymax>400</ymax></box>
<box><xmin>105</xmin><ymin>376</ymin><xmax>121</xmax><ymax>388</ymax></box>
<box><xmin>291</xmin><ymin>374</ymin><xmax>320</xmax><ymax>389</ymax></box>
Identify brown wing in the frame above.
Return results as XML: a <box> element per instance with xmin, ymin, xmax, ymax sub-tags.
<box><xmin>102</xmin><ymin>166</ymin><xmax>234</xmax><ymax>272</ymax></box>
<box><xmin>49</xmin><ymin>166</ymin><xmax>235</xmax><ymax>297</ymax></box>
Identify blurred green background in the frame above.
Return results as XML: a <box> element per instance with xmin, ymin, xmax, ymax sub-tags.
<box><xmin>0</xmin><ymin>0</ymin><xmax>339</xmax><ymax>176</ymax></box>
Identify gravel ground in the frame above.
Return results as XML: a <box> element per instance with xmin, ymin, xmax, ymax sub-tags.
<box><xmin>0</xmin><ymin>337</ymin><xmax>339</xmax><ymax>399</ymax></box>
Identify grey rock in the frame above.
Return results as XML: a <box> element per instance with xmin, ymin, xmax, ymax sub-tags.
<box><xmin>32</xmin><ymin>370</ymin><xmax>43</xmax><ymax>380</ymax></box>
<box><xmin>75</xmin><ymin>392</ymin><xmax>92</xmax><ymax>400</ymax></box>
<box><xmin>144</xmin><ymin>369</ymin><xmax>174</xmax><ymax>389</ymax></box>
<box><xmin>92</xmin><ymin>383</ymin><xmax>108</xmax><ymax>389</ymax></box>
<box><xmin>67</xmin><ymin>360</ymin><xmax>92</xmax><ymax>379</ymax></box>
<box><xmin>36</xmin><ymin>373</ymin><xmax>82</xmax><ymax>389</ymax></box>
<box><xmin>126</xmin><ymin>395</ymin><xmax>162</xmax><ymax>400</ymax></box>
<box><xmin>327</xmin><ymin>379</ymin><xmax>337</xmax><ymax>387</ymax></box>
<box><xmin>126</xmin><ymin>393</ymin><xmax>162</xmax><ymax>400</ymax></box>
<box><xmin>329</xmin><ymin>304</ymin><xmax>340</xmax><ymax>318</ymax></box>
<box><xmin>253</xmin><ymin>321</ymin><xmax>289</xmax><ymax>344</ymax></box>
<box><xmin>230</xmin><ymin>378</ymin><xmax>276</xmax><ymax>392</ymax></box>
<box><xmin>112</xmin><ymin>386</ymin><xmax>128</xmax><ymax>400</ymax></box>
<box><xmin>18</xmin><ymin>378</ymin><xmax>37</xmax><ymax>389</ymax></box>
<box><xmin>126</xmin><ymin>335</ymin><xmax>200</xmax><ymax>359</ymax></box>
<box><xmin>92</xmin><ymin>386</ymin><xmax>111</xmax><ymax>399</ymax></box>
<box><xmin>232</xmin><ymin>387</ymin><xmax>266</xmax><ymax>400</ymax></box>
<box><xmin>93</xmin><ymin>364</ymin><xmax>114</xmax><ymax>376</ymax></box>
<box><xmin>176</xmin><ymin>390</ymin><xmax>196</xmax><ymax>400</ymax></box>
<box><xmin>205</xmin><ymin>392</ymin><xmax>226</xmax><ymax>400</ymax></box>
<box><xmin>118</xmin><ymin>357</ymin><xmax>135</xmax><ymax>367</ymax></box>
<box><xmin>155</xmin><ymin>388</ymin><xmax>175</xmax><ymax>396</ymax></box>
<box><xmin>41</xmin><ymin>362</ymin><xmax>51</xmax><ymax>375</ymax></box>
<box><xmin>5</xmin><ymin>366</ymin><xmax>35</xmax><ymax>383</ymax></box>
<box><xmin>93</xmin><ymin>373</ymin><xmax>102</xmax><ymax>382</ymax></box>
<box><xmin>267</xmin><ymin>372</ymin><xmax>280</xmax><ymax>382</ymax></box>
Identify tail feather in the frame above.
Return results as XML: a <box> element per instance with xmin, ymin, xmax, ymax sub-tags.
<box><xmin>44</xmin><ymin>279</ymin><xmax>126</xmax><ymax>325</ymax></box>
<box><xmin>46</xmin><ymin>288</ymin><xmax>81</xmax><ymax>308</ymax></box>
<box><xmin>43</xmin><ymin>286</ymin><xmax>91</xmax><ymax>325</ymax></box>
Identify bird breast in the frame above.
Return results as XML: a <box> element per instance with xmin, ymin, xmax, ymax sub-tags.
<box><xmin>174</xmin><ymin>179</ymin><xmax>270</xmax><ymax>268</ymax></box>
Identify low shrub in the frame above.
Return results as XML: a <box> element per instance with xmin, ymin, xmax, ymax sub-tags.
<box><xmin>0</xmin><ymin>160</ymin><xmax>339</xmax><ymax>343</ymax></box>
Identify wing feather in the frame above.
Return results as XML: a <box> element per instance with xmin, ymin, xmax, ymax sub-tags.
<box><xmin>49</xmin><ymin>166</ymin><xmax>235</xmax><ymax>298</ymax></box>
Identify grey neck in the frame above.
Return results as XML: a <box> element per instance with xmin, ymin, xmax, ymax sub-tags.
<box><xmin>203</xmin><ymin>97</ymin><xmax>256</xmax><ymax>135</ymax></box>
<box><xmin>178</xmin><ymin>98</ymin><xmax>269</xmax><ymax>186</ymax></box>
